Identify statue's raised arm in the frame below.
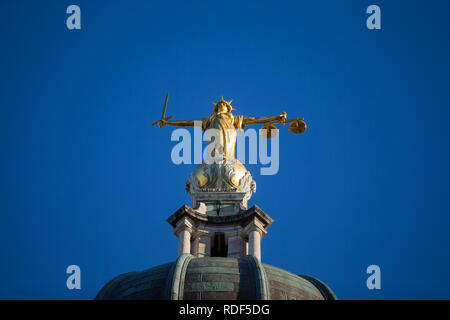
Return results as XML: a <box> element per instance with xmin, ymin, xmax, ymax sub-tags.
<box><xmin>151</xmin><ymin>93</ymin><xmax>205</xmax><ymax>128</ymax></box>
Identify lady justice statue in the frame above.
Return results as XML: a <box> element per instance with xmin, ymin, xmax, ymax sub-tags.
<box><xmin>152</xmin><ymin>94</ymin><xmax>306</xmax><ymax>211</ymax></box>
<box><xmin>152</xmin><ymin>95</ymin><xmax>306</xmax><ymax>157</ymax></box>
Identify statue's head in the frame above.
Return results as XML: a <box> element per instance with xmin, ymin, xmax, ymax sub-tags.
<box><xmin>212</xmin><ymin>96</ymin><xmax>235</xmax><ymax>114</ymax></box>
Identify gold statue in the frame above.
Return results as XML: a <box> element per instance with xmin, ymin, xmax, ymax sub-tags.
<box><xmin>152</xmin><ymin>94</ymin><xmax>306</xmax><ymax>160</ymax></box>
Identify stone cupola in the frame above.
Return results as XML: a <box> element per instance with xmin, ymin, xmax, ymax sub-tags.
<box><xmin>167</xmin><ymin>157</ymin><xmax>273</xmax><ymax>261</ymax></box>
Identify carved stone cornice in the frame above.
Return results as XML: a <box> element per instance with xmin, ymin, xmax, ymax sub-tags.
<box><xmin>167</xmin><ymin>204</ymin><xmax>273</xmax><ymax>230</ymax></box>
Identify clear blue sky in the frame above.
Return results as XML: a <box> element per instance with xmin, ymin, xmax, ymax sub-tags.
<box><xmin>1</xmin><ymin>0</ymin><xmax>450</xmax><ymax>299</ymax></box>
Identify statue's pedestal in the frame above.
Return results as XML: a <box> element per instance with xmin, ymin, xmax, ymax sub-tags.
<box><xmin>167</xmin><ymin>204</ymin><xmax>273</xmax><ymax>261</ymax></box>
<box><xmin>186</xmin><ymin>157</ymin><xmax>256</xmax><ymax>215</ymax></box>
<box><xmin>190</xmin><ymin>191</ymin><xmax>248</xmax><ymax>216</ymax></box>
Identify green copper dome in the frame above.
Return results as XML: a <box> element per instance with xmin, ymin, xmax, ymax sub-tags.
<box><xmin>95</xmin><ymin>255</ymin><xmax>336</xmax><ymax>300</ymax></box>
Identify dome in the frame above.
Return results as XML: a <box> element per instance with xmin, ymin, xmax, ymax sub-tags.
<box><xmin>95</xmin><ymin>255</ymin><xmax>336</xmax><ymax>300</ymax></box>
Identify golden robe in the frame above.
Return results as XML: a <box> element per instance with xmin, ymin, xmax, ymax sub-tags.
<box><xmin>201</xmin><ymin>113</ymin><xmax>245</xmax><ymax>159</ymax></box>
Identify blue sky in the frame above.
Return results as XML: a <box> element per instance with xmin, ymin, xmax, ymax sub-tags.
<box><xmin>1</xmin><ymin>0</ymin><xmax>450</xmax><ymax>299</ymax></box>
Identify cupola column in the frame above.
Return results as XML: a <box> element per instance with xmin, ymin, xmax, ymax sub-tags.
<box><xmin>243</xmin><ymin>218</ymin><xmax>267</xmax><ymax>262</ymax></box>
<box><xmin>177</xmin><ymin>228</ymin><xmax>191</xmax><ymax>256</ymax></box>
<box><xmin>227</xmin><ymin>231</ymin><xmax>246</xmax><ymax>258</ymax></box>
<box><xmin>248</xmin><ymin>229</ymin><xmax>262</xmax><ymax>261</ymax></box>
<box><xmin>196</xmin><ymin>232</ymin><xmax>211</xmax><ymax>258</ymax></box>
<box><xmin>173</xmin><ymin>217</ymin><xmax>194</xmax><ymax>257</ymax></box>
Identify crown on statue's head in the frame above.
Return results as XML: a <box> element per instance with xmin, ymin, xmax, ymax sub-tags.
<box><xmin>212</xmin><ymin>96</ymin><xmax>236</xmax><ymax>112</ymax></box>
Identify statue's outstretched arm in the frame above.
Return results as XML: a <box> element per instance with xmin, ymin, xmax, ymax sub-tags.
<box><xmin>156</xmin><ymin>118</ymin><xmax>205</xmax><ymax>128</ymax></box>
<box><xmin>165</xmin><ymin>119</ymin><xmax>196</xmax><ymax>127</ymax></box>
<box><xmin>243</xmin><ymin>112</ymin><xmax>287</xmax><ymax>125</ymax></box>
